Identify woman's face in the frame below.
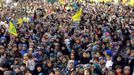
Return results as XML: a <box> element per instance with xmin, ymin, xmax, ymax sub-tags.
<box><xmin>61</xmin><ymin>46</ymin><xmax>65</xmax><ymax>50</ymax></box>
<box><xmin>1</xmin><ymin>29</ymin><xmax>5</xmax><ymax>33</ymax></box>
<box><xmin>84</xmin><ymin>70</ymin><xmax>90</xmax><ymax>75</ymax></box>
<box><xmin>37</xmin><ymin>66</ymin><xmax>42</xmax><ymax>72</ymax></box>
<box><xmin>76</xmin><ymin>39</ymin><xmax>80</xmax><ymax>44</ymax></box>
<box><xmin>56</xmin><ymin>38</ymin><xmax>60</xmax><ymax>42</ymax></box>
<box><xmin>18</xmin><ymin>45</ymin><xmax>22</xmax><ymax>50</ymax></box>
<box><xmin>39</xmin><ymin>51</ymin><xmax>43</xmax><ymax>55</ymax></box>
<box><xmin>29</xmin><ymin>44</ymin><xmax>34</xmax><ymax>48</ymax></box>
<box><xmin>55</xmin><ymin>71</ymin><xmax>60</xmax><ymax>75</ymax></box>
<box><xmin>0</xmin><ymin>47</ymin><xmax>4</xmax><ymax>54</ymax></box>
<box><xmin>83</xmin><ymin>52</ymin><xmax>87</xmax><ymax>58</ymax></box>
<box><xmin>102</xmin><ymin>44</ymin><xmax>105</xmax><ymax>49</ymax></box>
<box><xmin>70</xmin><ymin>54</ymin><xmax>75</xmax><ymax>60</ymax></box>
<box><xmin>15</xmin><ymin>68</ymin><xmax>20</xmax><ymax>73</ymax></box>
<box><xmin>130</xmin><ymin>52</ymin><xmax>134</xmax><ymax>57</ymax></box>
<box><xmin>15</xmin><ymin>38</ymin><xmax>19</xmax><ymax>42</ymax></box>
<box><xmin>116</xmin><ymin>68</ymin><xmax>122</xmax><ymax>73</ymax></box>
<box><xmin>20</xmin><ymin>66</ymin><xmax>26</xmax><ymax>72</ymax></box>
<box><xmin>71</xmin><ymin>71</ymin><xmax>77</xmax><ymax>75</ymax></box>
<box><xmin>47</xmin><ymin>61</ymin><xmax>52</xmax><ymax>68</ymax></box>
<box><xmin>49</xmin><ymin>73</ymin><xmax>55</xmax><ymax>75</ymax></box>
<box><xmin>62</xmin><ymin>57</ymin><xmax>67</xmax><ymax>63</ymax></box>
<box><xmin>117</xmin><ymin>56</ymin><xmax>122</xmax><ymax>61</ymax></box>
<box><xmin>124</xmin><ymin>69</ymin><xmax>130</xmax><ymax>75</ymax></box>
<box><xmin>55</xmin><ymin>45</ymin><xmax>60</xmax><ymax>49</ymax></box>
<box><xmin>85</xmin><ymin>37</ymin><xmax>89</xmax><ymax>43</ymax></box>
<box><xmin>8</xmin><ymin>44</ymin><xmax>12</xmax><ymax>49</ymax></box>
<box><xmin>29</xmin><ymin>50</ymin><xmax>33</xmax><ymax>54</ymax></box>
<box><xmin>114</xmin><ymin>35</ymin><xmax>117</xmax><ymax>39</ymax></box>
<box><xmin>12</xmin><ymin>47</ymin><xmax>17</xmax><ymax>52</ymax></box>
<box><xmin>59</xmin><ymin>56</ymin><xmax>63</xmax><ymax>60</ymax></box>
<box><xmin>14</xmin><ymin>60</ymin><xmax>19</xmax><ymax>64</ymax></box>
<box><xmin>68</xmin><ymin>63</ymin><xmax>74</xmax><ymax>70</ymax></box>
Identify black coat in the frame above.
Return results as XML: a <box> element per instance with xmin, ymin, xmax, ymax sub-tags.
<box><xmin>32</xmin><ymin>64</ymin><xmax>45</xmax><ymax>75</ymax></box>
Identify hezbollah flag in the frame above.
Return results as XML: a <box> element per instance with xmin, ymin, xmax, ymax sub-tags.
<box><xmin>72</xmin><ymin>8</ymin><xmax>83</xmax><ymax>22</ymax></box>
<box><xmin>8</xmin><ymin>21</ymin><xmax>18</xmax><ymax>36</ymax></box>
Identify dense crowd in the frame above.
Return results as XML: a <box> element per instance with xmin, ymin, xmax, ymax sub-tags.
<box><xmin>0</xmin><ymin>0</ymin><xmax>134</xmax><ymax>75</ymax></box>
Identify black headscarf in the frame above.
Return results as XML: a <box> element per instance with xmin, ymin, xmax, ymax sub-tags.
<box><xmin>32</xmin><ymin>64</ymin><xmax>44</xmax><ymax>75</ymax></box>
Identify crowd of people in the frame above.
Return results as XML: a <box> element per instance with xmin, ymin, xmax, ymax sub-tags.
<box><xmin>0</xmin><ymin>0</ymin><xmax>134</xmax><ymax>75</ymax></box>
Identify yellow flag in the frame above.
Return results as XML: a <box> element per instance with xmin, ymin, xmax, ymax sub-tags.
<box><xmin>104</xmin><ymin>0</ymin><xmax>111</xmax><ymax>3</ymax></box>
<box><xmin>78</xmin><ymin>0</ymin><xmax>83</xmax><ymax>2</ymax></box>
<box><xmin>17</xmin><ymin>18</ymin><xmax>23</xmax><ymax>25</ymax></box>
<box><xmin>100</xmin><ymin>0</ymin><xmax>104</xmax><ymax>3</ymax></box>
<box><xmin>122</xmin><ymin>0</ymin><xmax>127</xmax><ymax>4</ymax></box>
<box><xmin>90</xmin><ymin>0</ymin><xmax>95</xmax><ymax>3</ymax></box>
<box><xmin>128</xmin><ymin>0</ymin><xmax>134</xmax><ymax>6</ymax></box>
<box><xmin>59</xmin><ymin>0</ymin><xmax>65</xmax><ymax>5</ymax></box>
<box><xmin>23</xmin><ymin>17</ymin><xmax>29</xmax><ymax>22</ymax></box>
<box><xmin>72</xmin><ymin>8</ymin><xmax>83</xmax><ymax>22</ymax></box>
<box><xmin>8</xmin><ymin>21</ymin><xmax>18</xmax><ymax>36</ymax></box>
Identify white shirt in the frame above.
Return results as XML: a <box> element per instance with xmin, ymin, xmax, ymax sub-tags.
<box><xmin>105</xmin><ymin>60</ymin><xmax>113</xmax><ymax>69</ymax></box>
<box><xmin>26</xmin><ymin>59</ymin><xmax>35</xmax><ymax>71</ymax></box>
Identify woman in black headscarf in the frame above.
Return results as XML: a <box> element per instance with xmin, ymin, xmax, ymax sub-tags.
<box><xmin>32</xmin><ymin>64</ymin><xmax>45</xmax><ymax>75</ymax></box>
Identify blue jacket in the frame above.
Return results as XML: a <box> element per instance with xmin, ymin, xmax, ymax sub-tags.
<box><xmin>20</xmin><ymin>49</ymin><xmax>29</xmax><ymax>56</ymax></box>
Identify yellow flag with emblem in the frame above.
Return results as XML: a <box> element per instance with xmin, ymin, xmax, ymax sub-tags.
<box><xmin>72</xmin><ymin>8</ymin><xmax>83</xmax><ymax>22</ymax></box>
<box><xmin>8</xmin><ymin>21</ymin><xmax>18</xmax><ymax>37</ymax></box>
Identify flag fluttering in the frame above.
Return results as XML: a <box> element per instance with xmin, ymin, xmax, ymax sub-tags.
<box><xmin>78</xmin><ymin>0</ymin><xmax>83</xmax><ymax>2</ymax></box>
<box><xmin>23</xmin><ymin>17</ymin><xmax>30</xmax><ymax>22</ymax></box>
<box><xmin>122</xmin><ymin>0</ymin><xmax>127</xmax><ymax>5</ymax></box>
<box><xmin>17</xmin><ymin>18</ymin><xmax>23</xmax><ymax>26</ymax></box>
<box><xmin>59</xmin><ymin>0</ymin><xmax>66</xmax><ymax>5</ymax></box>
<box><xmin>128</xmin><ymin>0</ymin><xmax>134</xmax><ymax>6</ymax></box>
<box><xmin>72</xmin><ymin>8</ymin><xmax>83</xmax><ymax>22</ymax></box>
<box><xmin>8</xmin><ymin>21</ymin><xmax>18</xmax><ymax>36</ymax></box>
